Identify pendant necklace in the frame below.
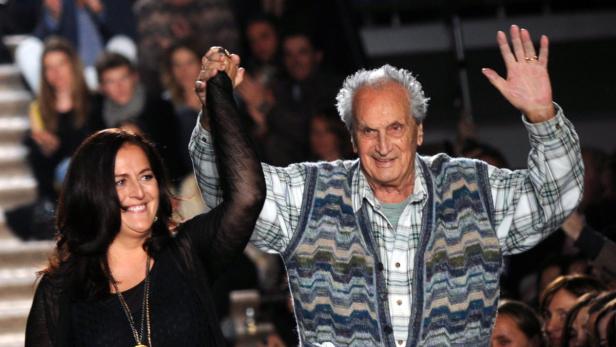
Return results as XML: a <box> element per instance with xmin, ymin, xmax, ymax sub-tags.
<box><xmin>110</xmin><ymin>254</ymin><xmax>153</xmax><ymax>347</ymax></box>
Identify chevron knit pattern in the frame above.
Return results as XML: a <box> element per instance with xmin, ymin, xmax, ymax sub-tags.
<box><xmin>283</xmin><ymin>156</ymin><xmax>501</xmax><ymax>347</ymax></box>
<box><xmin>283</xmin><ymin>162</ymin><xmax>388</xmax><ymax>346</ymax></box>
<box><xmin>410</xmin><ymin>155</ymin><xmax>502</xmax><ymax>346</ymax></box>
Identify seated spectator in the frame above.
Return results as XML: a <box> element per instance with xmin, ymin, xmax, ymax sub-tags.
<box><xmin>562</xmin><ymin>292</ymin><xmax>599</xmax><ymax>347</ymax></box>
<box><xmin>15</xmin><ymin>0</ymin><xmax>136</xmax><ymax>91</ymax></box>
<box><xmin>134</xmin><ymin>0</ymin><xmax>239</xmax><ymax>94</ymax></box>
<box><xmin>243</xmin><ymin>14</ymin><xmax>281</xmax><ymax>87</ymax></box>
<box><xmin>161</xmin><ymin>39</ymin><xmax>202</xmax><ymax>172</ymax></box>
<box><xmin>90</xmin><ymin>52</ymin><xmax>184</xmax><ymax>183</ymax></box>
<box><xmin>562</xmin><ymin>211</ymin><xmax>616</xmax><ymax>285</ymax></box>
<box><xmin>587</xmin><ymin>291</ymin><xmax>616</xmax><ymax>346</ymax></box>
<box><xmin>309</xmin><ymin>108</ymin><xmax>353</xmax><ymax>161</ymax></box>
<box><xmin>591</xmin><ymin>298</ymin><xmax>616</xmax><ymax>347</ymax></box>
<box><xmin>492</xmin><ymin>300</ymin><xmax>545</xmax><ymax>347</ymax></box>
<box><xmin>540</xmin><ymin>275</ymin><xmax>607</xmax><ymax>347</ymax></box>
<box><xmin>7</xmin><ymin>37</ymin><xmax>92</xmax><ymax>240</ymax></box>
<box><xmin>461</xmin><ymin>139</ymin><xmax>509</xmax><ymax>168</ymax></box>
<box><xmin>238</xmin><ymin>30</ymin><xmax>341</xmax><ymax>166</ymax></box>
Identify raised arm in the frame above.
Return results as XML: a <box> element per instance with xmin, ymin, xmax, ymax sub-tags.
<box><xmin>481</xmin><ymin>25</ymin><xmax>583</xmax><ymax>253</ymax></box>
<box><xmin>184</xmin><ymin>65</ymin><xmax>265</xmax><ymax>279</ymax></box>
<box><xmin>189</xmin><ymin>48</ymin><xmax>310</xmax><ymax>255</ymax></box>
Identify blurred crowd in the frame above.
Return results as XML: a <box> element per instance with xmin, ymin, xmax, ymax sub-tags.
<box><xmin>1</xmin><ymin>0</ymin><xmax>615</xmax><ymax>346</ymax></box>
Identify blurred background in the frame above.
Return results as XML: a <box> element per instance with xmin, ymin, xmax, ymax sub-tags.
<box><xmin>0</xmin><ymin>0</ymin><xmax>615</xmax><ymax>346</ymax></box>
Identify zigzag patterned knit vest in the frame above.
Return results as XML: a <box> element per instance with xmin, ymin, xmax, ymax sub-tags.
<box><xmin>283</xmin><ymin>156</ymin><xmax>502</xmax><ymax>347</ymax></box>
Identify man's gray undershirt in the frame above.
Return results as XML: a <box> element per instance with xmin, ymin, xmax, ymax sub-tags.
<box><xmin>381</xmin><ymin>197</ymin><xmax>412</xmax><ymax>230</ymax></box>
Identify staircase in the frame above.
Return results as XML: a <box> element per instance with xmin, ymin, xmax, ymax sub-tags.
<box><xmin>0</xmin><ymin>63</ymin><xmax>54</xmax><ymax>347</ymax></box>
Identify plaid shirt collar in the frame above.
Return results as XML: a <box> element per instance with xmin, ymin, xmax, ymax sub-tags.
<box><xmin>352</xmin><ymin>156</ymin><xmax>428</xmax><ymax>213</ymax></box>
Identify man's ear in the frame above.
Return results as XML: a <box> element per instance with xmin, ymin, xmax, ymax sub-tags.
<box><xmin>417</xmin><ymin>123</ymin><xmax>424</xmax><ymax>146</ymax></box>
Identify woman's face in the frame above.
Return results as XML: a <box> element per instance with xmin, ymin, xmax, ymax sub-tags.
<box><xmin>491</xmin><ymin>314</ymin><xmax>535</xmax><ymax>347</ymax></box>
<box><xmin>114</xmin><ymin>144</ymin><xmax>159</xmax><ymax>240</ymax></box>
<box><xmin>310</xmin><ymin>116</ymin><xmax>340</xmax><ymax>161</ymax></box>
<box><xmin>171</xmin><ymin>47</ymin><xmax>200</xmax><ymax>89</ymax></box>
<box><xmin>545</xmin><ymin>289</ymin><xmax>578</xmax><ymax>347</ymax></box>
<box><xmin>43</xmin><ymin>51</ymin><xmax>73</xmax><ymax>92</ymax></box>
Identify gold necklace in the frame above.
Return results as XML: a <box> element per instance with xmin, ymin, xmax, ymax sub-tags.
<box><xmin>110</xmin><ymin>255</ymin><xmax>153</xmax><ymax>347</ymax></box>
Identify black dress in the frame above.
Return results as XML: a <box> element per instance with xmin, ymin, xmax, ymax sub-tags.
<box><xmin>24</xmin><ymin>73</ymin><xmax>265</xmax><ymax>347</ymax></box>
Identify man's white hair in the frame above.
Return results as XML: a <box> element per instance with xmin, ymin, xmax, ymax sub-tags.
<box><xmin>335</xmin><ymin>64</ymin><xmax>429</xmax><ymax>131</ymax></box>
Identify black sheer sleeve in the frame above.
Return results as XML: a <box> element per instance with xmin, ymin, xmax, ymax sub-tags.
<box><xmin>25</xmin><ymin>276</ymin><xmax>54</xmax><ymax>347</ymax></box>
<box><xmin>182</xmin><ymin>72</ymin><xmax>265</xmax><ymax>281</ymax></box>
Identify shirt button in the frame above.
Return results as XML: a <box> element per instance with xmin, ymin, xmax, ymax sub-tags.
<box><xmin>395</xmin><ymin>262</ymin><xmax>401</xmax><ymax>268</ymax></box>
<box><xmin>397</xmin><ymin>300</ymin><xmax>402</xmax><ymax>306</ymax></box>
<box><xmin>398</xmin><ymin>340</ymin><xmax>404</xmax><ymax>345</ymax></box>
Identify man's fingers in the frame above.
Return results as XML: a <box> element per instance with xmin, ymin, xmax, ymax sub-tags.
<box><xmin>538</xmin><ymin>35</ymin><xmax>549</xmax><ymax>67</ymax></box>
<box><xmin>481</xmin><ymin>68</ymin><xmax>506</xmax><ymax>94</ymax></box>
<box><xmin>509</xmin><ymin>25</ymin><xmax>525</xmax><ymax>62</ymax></box>
<box><xmin>520</xmin><ymin>28</ymin><xmax>537</xmax><ymax>60</ymax></box>
<box><xmin>497</xmin><ymin>31</ymin><xmax>515</xmax><ymax>68</ymax></box>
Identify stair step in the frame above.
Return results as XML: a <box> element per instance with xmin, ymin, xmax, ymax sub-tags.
<box><xmin>0</xmin><ymin>332</ymin><xmax>24</xmax><ymax>347</ymax></box>
<box><xmin>0</xmin><ymin>298</ymin><xmax>29</xmax><ymax>336</ymax></box>
<box><xmin>0</xmin><ymin>239</ymin><xmax>52</xmax><ymax>269</ymax></box>
<box><xmin>0</xmin><ymin>266</ymin><xmax>39</xmax><ymax>300</ymax></box>
<box><xmin>0</xmin><ymin>117</ymin><xmax>29</xmax><ymax>143</ymax></box>
<box><xmin>0</xmin><ymin>91</ymin><xmax>30</xmax><ymax>117</ymax></box>
<box><xmin>0</xmin><ymin>66</ymin><xmax>22</xmax><ymax>92</ymax></box>
<box><xmin>0</xmin><ymin>177</ymin><xmax>36</xmax><ymax>210</ymax></box>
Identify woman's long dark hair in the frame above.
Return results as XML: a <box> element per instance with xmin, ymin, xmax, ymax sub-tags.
<box><xmin>45</xmin><ymin>129</ymin><xmax>174</xmax><ymax>300</ymax></box>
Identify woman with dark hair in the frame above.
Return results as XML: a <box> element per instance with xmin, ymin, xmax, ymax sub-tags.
<box><xmin>540</xmin><ymin>275</ymin><xmax>607</xmax><ymax>347</ymax></box>
<box><xmin>562</xmin><ymin>292</ymin><xmax>599</xmax><ymax>347</ymax></box>
<box><xmin>492</xmin><ymin>300</ymin><xmax>545</xmax><ymax>347</ymax></box>
<box><xmin>309</xmin><ymin>108</ymin><xmax>354</xmax><ymax>162</ymax></box>
<box><xmin>592</xmin><ymin>299</ymin><xmax>616</xmax><ymax>347</ymax></box>
<box><xmin>25</xmin><ymin>60</ymin><xmax>265</xmax><ymax>346</ymax></box>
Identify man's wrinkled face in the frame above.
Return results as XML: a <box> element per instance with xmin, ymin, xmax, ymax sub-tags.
<box><xmin>352</xmin><ymin>82</ymin><xmax>423</xmax><ymax>191</ymax></box>
<box><xmin>283</xmin><ymin>35</ymin><xmax>321</xmax><ymax>82</ymax></box>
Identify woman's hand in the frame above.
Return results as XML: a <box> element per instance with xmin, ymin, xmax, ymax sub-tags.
<box><xmin>31</xmin><ymin>130</ymin><xmax>60</xmax><ymax>157</ymax></box>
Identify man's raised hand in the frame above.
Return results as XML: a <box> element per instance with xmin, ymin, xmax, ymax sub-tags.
<box><xmin>482</xmin><ymin>25</ymin><xmax>555</xmax><ymax>123</ymax></box>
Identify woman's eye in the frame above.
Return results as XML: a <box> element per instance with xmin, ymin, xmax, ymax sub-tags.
<box><xmin>115</xmin><ymin>179</ymin><xmax>125</xmax><ymax>186</ymax></box>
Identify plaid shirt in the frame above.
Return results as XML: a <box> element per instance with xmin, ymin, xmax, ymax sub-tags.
<box><xmin>189</xmin><ymin>107</ymin><xmax>583</xmax><ymax>345</ymax></box>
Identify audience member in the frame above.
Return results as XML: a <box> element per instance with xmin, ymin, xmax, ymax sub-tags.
<box><xmin>16</xmin><ymin>0</ymin><xmax>136</xmax><ymax>91</ymax></box>
<box><xmin>309</xmin><ymin>108</ymin><xmax>353</xmax><ymax>161</ymax></box>
<box><xmin>90</xmin><ymin>52</ymin><xmax>184</xmax><ymax>183</ymax></box>
<box><xmin>562</xmin><ymin>211</ymin><xmax>616</xmax><ymax>285</ymax></box>
<box><xmin>243</xmin><ymin>14</ymin><xmax>281</xmax><ymax>86</ymax></box>
<box><xmin>592</xmin><ymin>298</ymin><xmax>616</xmax><ymax>347</ymax></box>
<box><xmin>6</xmin><ymin>37</ymin><xmax>92</xmax><ymax>240</ymax></box>
<box><xmin>562</xmin><ymin>292</ymin><xmax>599</xmax><ymax>347</ymax></box>
<box><xmin>587</xmin><ymin>291</ymin><xmax>616</xmax><ymax>345</ymax></box>
<box><xmin>161</xmin><ymin>39</ymin><xmax>202</xmax><ymax>172</ymax></box>
<box><xmin>134</xmin><ymin>0</ymin><xmax>240</xmax><ymax>94</ymax></box>
<box><xmin>492</xmin><ymin>300</ymin><xmax>545</xmax><ymax>347</ymax></box>
<box><xmin>540</xmin><ymin>275</ymin><xmax>607</xmax><ymax>347</ymax></box>
<box><xmin>243</xmin><ymin>30</ymin><xmax>341</xmax><ymax>165</ymax></box>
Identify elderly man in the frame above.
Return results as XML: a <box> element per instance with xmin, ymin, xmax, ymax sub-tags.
<box><xmin>191</xmin><ymin>25</ymin><xmax>582</xmax><ymax>346</ymax></box>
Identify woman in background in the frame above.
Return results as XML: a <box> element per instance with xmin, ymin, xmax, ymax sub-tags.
<box><xmin>492</xmin><ymin>300</ymin><xmax>545</xmax><ymax>347</ymax></box>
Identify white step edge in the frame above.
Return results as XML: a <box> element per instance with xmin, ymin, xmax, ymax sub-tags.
<box><xmin>0</xmin><ymin>65</ymin><xmax>19</xmax><ymax>78</ymax></box>
<box><xmin>0</xmin><ymin>145</ymin><xmax>27</xmax><ymax>162</ymax></box>
<box><xmin>0</xmin><ymin>91</ymin><xmax>30</xmax><ymax>103</ymax></box>
<box><xmin>0</xmin><ymin>239</ymin><xmax>54</xmax><ymax>255</ymax></box>
<box><xmin>0</xmin><ymin>332</ymin><xmax>24</xmax><ymax>347</ymax></box>
<box><xmin>0</xmin><ymin>177</ymin><xmax>35</xmax><ymax>192</ymax></box>
<box><xmin>0</xmin><ymin>298</ymin><xmax>31</xmax><ymax>318</ymax></box>
<box><xmin>0</xmin><ymin>266</ymin><xmax>40</xmax><ymax>288</ymax></box>
<box><xmin>0</xmin><ymin>117</ymin><xmax>29</xmax><ymax>132</ymax></box>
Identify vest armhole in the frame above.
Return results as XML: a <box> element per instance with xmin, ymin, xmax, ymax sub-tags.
<box><xmin>475</xmin><ymin>161</ymin><xmax>497</xmax><ymax>231</ymax></box>
<box><xmin>281</xmin><ymin>165</ymin><xmax>318</xmax><ymax>261</ymax></box>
